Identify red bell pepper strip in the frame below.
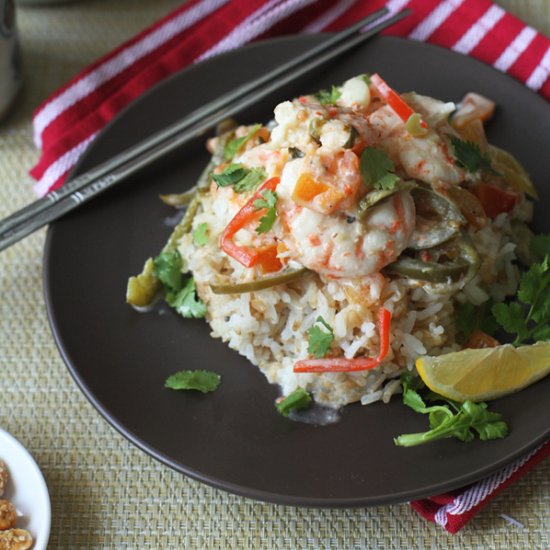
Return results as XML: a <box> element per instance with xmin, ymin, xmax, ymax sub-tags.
<box><xmin>220</xmin><ymin>177</ymin><xmax>281</xmax><ymax>269</ymax></box>
<box><xmin>370</xmin><ymin>73</ymin><xmax>427</xmax><ymax>128</ymax></box>
<box><xmin>469</xmin><ymin>182</ymin><xmax>519</xmax><ymax>219</ymax></box>
<box><xmin>294</xmin><ymin>308</ymin><xmax>392</xmax><ymax>373</ymax></box>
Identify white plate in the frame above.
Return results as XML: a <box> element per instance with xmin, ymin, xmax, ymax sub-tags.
<box><xmin>0</xmin><ymin>428</ymin><xmax>51</xmax><ymax>550</ymax></box>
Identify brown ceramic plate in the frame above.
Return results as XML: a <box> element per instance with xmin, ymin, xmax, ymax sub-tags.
<box><xmin>44</xmin><ymin>35</ymin><xmax>550</xmax><ymax>506</ymax></box>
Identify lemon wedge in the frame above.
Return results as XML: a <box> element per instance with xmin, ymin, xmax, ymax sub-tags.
<box><xmin>489</xmin><ymin>144</ymin><xmax>539</xmax><ymax>199</ymax></box>
<box><xmin>415</xmin><ymin>341</ymin><xmax>550</xmax><ymax>402</ymax></box>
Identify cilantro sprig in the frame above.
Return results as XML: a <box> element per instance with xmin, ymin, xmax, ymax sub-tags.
<box><xmin>192</xmin><ymin>222</ymin><xmax>209</xmax><ymax>247</ymax></box>
<box><xmin>276</xmin><ymin>387</ymin><xmax>312</xmax><ymax>417</ymax></box>
<box><xmin>211</xmin><ymin>163</ymin><xmax>247</xmax><ymax>187</ymax></box>
<box><xmin>166</xmin><ymin>277</ymin><xmax>207</xmax><ymax>319</ymax></box>
<box><xmin>253</xmin><ymin>189</ymin><xmax>278</xmax><ymax>234</ymax></box>
<box><xmin>211</xmin><ymin>164</ymin><xmax>267</xmax><ymax>193</ymax></box>
<box><xmin>165</xmin><ymin>369</ymin><xmax>221</xmax><ymax>393</ymax></box>
<box><xmin>394</xmin><ymin>374</ymin><xmax>508</xmax><ymax>447</ymax></box>
<box><xmin>492</xmin><ymin>255</ymin><xmax>550</xmax><ymax>345</ymax></box>
<box><xmin>359</xmin><ymin>147</ymin><xmax>401</xmax><ymax>191</ymax></box>
<box><xmin>530</xmin><ymin>234</ymin><xmax>550</xmax><ymax>262</ymax></box>
<box><xmin>153</xmin><ymin>250</ymin><xmax>207</xmax><ymax>319</ymax></box>
<box><xmin>307</xmin><ymin>316</ymin><xmax>334</xmax><ymax>358</ymax></box>
<box><xmin>450</xmin><ymin>137</ymin><xmax>500</xmax><ymax>176</ymax></box>
<box><xmin>224</xmin><ymin>124</ymin><xmax>262</xmax><ymax>161</ymax></box>
<box><xmin>455</xmin><ymin>300</ymin><xmax>498</xmax><ymax>342</ymax></box>
<box><xmin>315</xmin><ymin>85</ymin><xmax>341</xmax><ymax>106</ymax></box>
<box><xmin>454</xmin><ymin>235</ymin><xmax>550</xmax><ymax>346</ymax></box>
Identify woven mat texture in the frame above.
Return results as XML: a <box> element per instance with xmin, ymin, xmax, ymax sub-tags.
<box><xmin>0</xmin><ymin>1</ymin><xmax>548</xmax><ymax>548</ymax></box>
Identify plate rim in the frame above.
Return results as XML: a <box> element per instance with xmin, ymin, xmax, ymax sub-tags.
<box><xmin>43</xmin><ymin>33</ymin><xmax>550</xmax><ymax>507</ymax></box>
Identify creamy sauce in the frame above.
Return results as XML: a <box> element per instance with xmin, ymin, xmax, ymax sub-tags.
<box><xmin>288</xmin><ymin>403</ymin><xmax>342</xmax><ymax>425</ymax></box>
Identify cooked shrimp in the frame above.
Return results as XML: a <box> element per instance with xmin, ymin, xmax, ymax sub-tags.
<box><xmin>397</xmin><ymin>135</ymin><xmax>463</xmax><ymax>185</ymax></box>
<box><xmin>236</xmin><ymin>143</ymin><xmax>287</xmax><ymax>178</ymax></box>
<box><xmin>365</xmin><ymin>103</ymin><xmax>465</xmax><ymax>186</ymax></box>
<box><xmin>278</xmin><ymin>189</ymin><xmax>415</xmax><ymax>278</ymax></box>
<box><xmin>287</xmin><ymin>148</ymin><xmax>363</xmax><ymax>215</ymax></box>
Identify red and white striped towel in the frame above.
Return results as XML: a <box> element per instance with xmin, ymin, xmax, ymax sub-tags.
<box><xmin>30</xmin><ymin>0</ymin><xmax>550</xmax><ymax>196</ymax></box>
<box><xmin>30</xmin><ymin>0</ymin><xmax>550</xmax><ymax>532</ymax></box>
<box><xmin>411</xmin><ymin>439</ymin><xmax>550</xmax><ymax>533</ymax></box>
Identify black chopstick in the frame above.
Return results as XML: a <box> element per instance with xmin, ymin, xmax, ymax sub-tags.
<box><xmin>0</xmin><ymin>7</ymin><xmax>410</xmax><ymax>252</ymax></box>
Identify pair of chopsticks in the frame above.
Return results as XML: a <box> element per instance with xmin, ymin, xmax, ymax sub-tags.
<box><xmin>0</xmin><ymin>7</ymin><xmax>410</xmax><ymax>252</ymax></box>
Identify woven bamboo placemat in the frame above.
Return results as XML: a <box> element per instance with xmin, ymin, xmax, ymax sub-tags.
<box><xmin>0</xmin><ymin>1</ymin><xmax>548</xmax><ymax>548</ymax></box>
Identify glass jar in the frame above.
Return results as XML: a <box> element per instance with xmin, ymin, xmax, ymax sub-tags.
<box><xmin>0</xmin><ymin>0</ymin><xmax>22</xmax><ymax>121</ymax></box>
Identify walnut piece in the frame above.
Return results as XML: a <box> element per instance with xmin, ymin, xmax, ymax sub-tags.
<box><xmin>0</xmin><ymin>529</ymin><xmax>33</xmax><ymax>550</ymax></box>
<box><xmin>0</xmin><ymin>501</ymin><xmax>16</xmax><ymax>531</ymax></box>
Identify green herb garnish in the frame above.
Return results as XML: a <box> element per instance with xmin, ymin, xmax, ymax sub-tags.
<box><xmin>276</xmin><ymin>387</ymin><xmax>312</xmax><ymax>417</ymax></box>
<box><xmin>224</xmin><ymin>124</ymin><xmax>262</xmax><ymax>161</ymax></box>
<box><xmin>492</xmin><ymin>255</ymin><xmax>550</xmax><ymax>345</ymax></box>
<box><xmin>315</xmin><ymin>85</ymin><xmax>341</xmax><ymax>105</ymax></box>
<box><xmin>359</xmin><ymin>147</ymin><xmax>401</xmax><ymax>191</ymax></box>
<box><xmin>394</xmin><ymin>374</ymin><xmax>508</xmax><ymax>447</ymax></box>
<box><xmin>530</xmin><ymin>233</ymin><xmax>550</xmax><ymax>262</ymax></box>
<box><xmin>455</xmin><ymin>300</ymin><xmax>498</xmax><ymax>341</ymax></box>
<box><xmin>153</xmin><ymin>250</ymin><xmax>184</xmax><ymax>290</ymax></box>
<box><xmin>253</xmin><ymin>189</ymin><xmax>278</xmax><ymax>234</ymax></box>
<box><xmin>211</xmin><ymin>163</ymin><xmax>247</xmax><ymax>187</ymax></box>
<box><xmin>211</xmin><ymin>164</ymin><xmax>266</xmax><ymax>193</ymax></box>
<box><xmin>450</xmin><ymin>137</ymin><xmax>500</xmax><ymax>175</ymax></box>
<box><xmin>165</xmin><ymin>369</ymin><xmax>221</xmax><ymax>393</ymax></box>
<box><xmin>166</xmin><ymin>277</ymin><xmax>207</xmax><ymax>319</ymax></box>
<box><xmin>153</xmin><ymin>250</ymin><xmax>206</xmax><ymax>319</ymax></box>
<box><xmin>233</xmin><ymin>168</ymin><xmax>267</xmax><ymax>193</ymax></box>
<box><xmin>307</xmin><ymin>316</ymin><xmax>334</xmax><ymax>358</ymax></box>
<box><xmin>192</xmin><ymin>222</ymin><xmax>209</xmax><ymax>247</ymax></box>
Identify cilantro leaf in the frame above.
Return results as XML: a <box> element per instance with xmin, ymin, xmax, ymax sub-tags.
<box><xmin>491</xmin><ymin>302</ymin><xmax>529</xmax><ymax>343</ymax></box>
<box><xmin>376</xmin><ymin>172</ymin><xmax>401</xmax><ymax>191</ymax></box>
<box><xmin>211</xmin><ymin>164</ymin><xmax>266</xmax><ymax>193</ymax></box>
<box><xmin>530</xmin><ymin>233</ymin><xmax>550</xmax><ymax>261</ymax></box>
<box><xmin>394</xmin><ymin>376</ymin><xmax>508</xmax><ymax>447</ymax></box>
<box><xmin>224</xmin><ymin>124</ymin><xmax>262</xmax><ymax>161</ymax></box>
<box><xmin>492</xmin><ymin>256</ymin><xmax>550</xmax><ymax>345</ymax></box>
<box><xmin>233</xmin><ymin>168</ymin><xmax>266</xmax><ymax>193</ymax></box>
<box><xmin>253</xmin><ymin>190</ymin><xmax>278</xmax><ymax>234</ymax></box>
<box><xmin>455</xmin><ymin>302</ymin><xmax>477</xmax><ymax>341</ymax></box>
<box><xmin>307</xmin><ymin>316</ymin><xmax>334</xmax><ymax>358</ymax></box>
<box><xmin>166</xmin><ymin>277</ymin><xmax>207</xmax><ymax>319</ymax></box>
<box><xmin>517</xmin><ymin>256</ymin><xmax>549</xmax><ymax>308</ymax></box>
<box><xmin>165</xmin><ymin>369</ymin><xmax>220</xmax><ymax>393</ymax></box>
<box><xmin>315</xmin><ymin>85</ymin><xmax>341</xmax><ymax>105</ymax></box>
<box><xmin>455</xmin><ymin>301</ymin><xmax>498</xmax><ymax>341</ymax></box>
<box><xmin>276</xmin><ymin>387</ymin><xmax>312</xmax><ymax>417</ymax></box>
<box><xmin>211</xmin><ymin>164</ymin><xmax>248</xmax><ymax>187</ymax></box>
<box><xmin>192</xmin><ymin>222</ymin><xmax>209</xmax><ymax>247</ymax></box>
<box><xmin>461</xmin><ymin>401</ymin><xmax>508</xmax><ymax>441</ymax></box>
<box><xmin>450</xmin><ymin>137</ymin><xmax>500</xmax><ymax>175</ymax></box>
<box><xmin>152</xmin><ymin>246</ymin><xmax>207</xmax><ymax>319</ymax></box>
<box><xmin>359</xmin><ymin>147</ymin><xmax>400</xmax><ymax>191</ymax></box>
<box><xmin>532</xmin><ymin>324</ymin><xmax>550</xmax><ymax>341</ymax></box>
<box><xmin>153</xmin><ymin>250</ymin><xmax>183</xmax><ymax>290</ymax></box>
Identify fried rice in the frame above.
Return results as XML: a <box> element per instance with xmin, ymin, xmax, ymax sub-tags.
<box><xmin>133</xmin><ymin>74</ymin><xmax>533</xmax><ymax>409</ymax></box>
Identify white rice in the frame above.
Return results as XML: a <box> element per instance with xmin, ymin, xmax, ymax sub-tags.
<box><xmin>177</xmin><ymin>189</ymin><xmax>521</xmax><ymax>409</ymax></box>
